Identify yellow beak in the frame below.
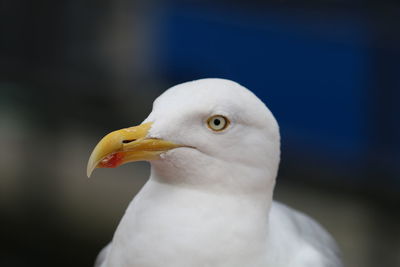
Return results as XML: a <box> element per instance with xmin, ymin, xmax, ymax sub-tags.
<box><xmin>87</xmin><ymin>122</ymin><xmax>181</xmax><ymax>177</ymax></box>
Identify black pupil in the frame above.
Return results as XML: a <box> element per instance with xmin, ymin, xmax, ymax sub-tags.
<box><xmin>214</xmin><ymin>118</ymin><xmax>221</xmax><ymax>126</ymax></box>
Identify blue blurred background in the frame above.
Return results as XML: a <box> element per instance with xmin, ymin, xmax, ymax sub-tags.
<box><xmin>1</xmin><ymin>1</ymin><xmax>399</xmax><ymax>266</ymax></box>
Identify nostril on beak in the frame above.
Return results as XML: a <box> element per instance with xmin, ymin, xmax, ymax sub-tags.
<box><xmin>122</xmin><ymin>139</ymin><xmax>136</xmax><ymax>144</ymax></box>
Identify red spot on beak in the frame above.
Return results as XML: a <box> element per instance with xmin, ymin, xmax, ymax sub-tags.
<box><xmin>98</xmin><ymin>152</ymin><xmax>124</xmax><ymax>168</ymax></box>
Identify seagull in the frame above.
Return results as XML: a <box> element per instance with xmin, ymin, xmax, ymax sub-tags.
<box><xmin>87</xmin><ymin>78</ymin><xmax>343</xmax><ymax>267</ymax></box>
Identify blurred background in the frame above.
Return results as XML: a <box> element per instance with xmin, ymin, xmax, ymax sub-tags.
<box><xmin>1</xmin><ymin>0</ymin><xmax>399</xmax><ymax>266</ymax></box>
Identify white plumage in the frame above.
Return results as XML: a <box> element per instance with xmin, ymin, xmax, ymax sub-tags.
<box><xmin>93</xmin><ymin>78</ymin><xmax>343</xmax><ymax>267</ymax></box>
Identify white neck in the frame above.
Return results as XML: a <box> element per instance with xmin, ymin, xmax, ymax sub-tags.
<box><xmin>107</xmin><ymin>169</ymin><xmax>275</xmax><ymax>267</ymax></box>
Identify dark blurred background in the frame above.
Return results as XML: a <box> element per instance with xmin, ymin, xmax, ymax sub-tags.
<box><xmin>1</xmin><ymin>0</ymin><xmax>399</xmax><ymax>266</ymax></box>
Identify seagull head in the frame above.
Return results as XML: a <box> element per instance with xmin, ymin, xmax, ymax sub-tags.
<box><xmin>87</xmin><ymin>78</ymin><xmax>280</xmax><ymax>194</ymax></box>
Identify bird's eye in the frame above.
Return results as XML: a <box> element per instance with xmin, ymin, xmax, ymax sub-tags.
<box><xmin>207</xmin><ymin>115</ymin><xmax>229</xmax><ymax>132</ymax></box>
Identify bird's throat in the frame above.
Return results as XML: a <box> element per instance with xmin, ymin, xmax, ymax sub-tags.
<box><xmin>107</xmin><ymin>178</ymin><xmax>271</xmax><ymax>266</ymax></box>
